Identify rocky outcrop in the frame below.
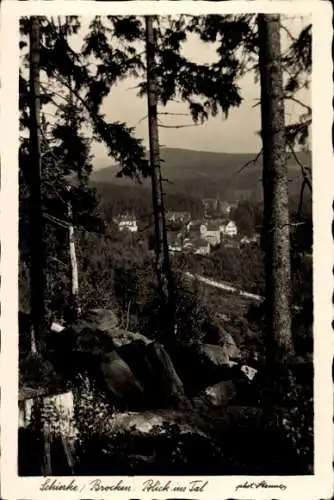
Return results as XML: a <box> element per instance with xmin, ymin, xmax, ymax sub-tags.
<box><xmin>215</xmin><ymin>329</ymin><xmax>241</xmax><ymax>360</ymax></box>
<box><xmin>110</xmin><ymin>410</ymin><xmax>208</xmax><ymax>438</ymax></box>
<box><xmin>199</xmin><ymin>343</ymin><xmax>231</xmax><ymax>367</ymax></box>
<box><xmin>117</xmin><ymin>341</ymin><xmax>186</xmax><ymax>409</ymax></box>
<box><xmin>46</xmin><ymin>309</ymin><xmax>186</xmax><ymax>410</ymax></box>
<box><xmin>201</xmin><ymin>381</ymin><xmax>237</xmax><ymax>407</ymax></box>
<box><xmin>98</xmin><ymin>351</ymin><xmax>145</xmax><ymax>403</ymax></box>
<box><xmin>67</xmin><ymin>308</ymin><xmax>150</xmax><ymax>349</ymax></box>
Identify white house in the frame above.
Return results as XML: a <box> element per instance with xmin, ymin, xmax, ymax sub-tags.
<box><xmin>116</xmin><ymin>215</ymin><xmax>138</xmax><ymax>232</ymax></box>
<box><xmin>201</xmin><ymin>222</ymin><xmax>221</xmax><ymax>246</ymax></box>
<box><xmin>220</xmin><ymin>220</ymin><xmax>238</xmax><ymax>237</ymax></box>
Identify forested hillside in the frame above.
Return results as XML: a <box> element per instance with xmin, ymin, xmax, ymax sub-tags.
<box><xmin>91</xmin><ymin>147</ymin><xmax>312</xmax><ymax>200</ymax></box>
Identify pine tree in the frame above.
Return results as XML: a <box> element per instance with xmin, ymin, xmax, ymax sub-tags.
<box><xmin>145</xmin><ymin>16</ymin><xmax>175</xmax><ymax>340</ymax></box>
<box><xmin>28</xmin><ymin>16</ymin><xmax>46</xmax><ymax>353</ymax></box>
<box><xmin>190</xmin><ymin>14</ymin><xmax>311</xmax><ymax>361</ymax></box>
<box><xmin>19</xmin><ymin>16</ymin><xmax>150</xmax><ymax>320</ymax></box>
<box><xmin>258</xmin><ymin>14</ymin><xmax>294</xmax><ymax>362</ymax></box>
<box><xmin>82</xmin><ymin>15</ymin><xmax>249</xmax><ymax>340</ymax></box>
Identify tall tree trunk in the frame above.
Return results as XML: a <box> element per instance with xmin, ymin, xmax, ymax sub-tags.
<box><xmin>258</xmin><ymin>14</ymin><xmax>294</xmax><ymax>363</ymax></box>
<box><xmin>29</xmin><ymin>17</ymin><xmax>52</xmax><ymax>477</ymax></box>
<box><xmin>145</xmin><ymin>16</ymin><xmax>175</xmax><ymax>341</ymax></box>
<box><xmin>67</xmin><ymin>187</ymin><xmax>81</xmax><ymax>320</ymax></box>
<box><xmin>29</xmin><ymin>16</ymin><xmax>46</xmax><ymax>353</ymax></box>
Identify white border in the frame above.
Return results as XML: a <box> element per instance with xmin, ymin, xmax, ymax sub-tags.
<box><xmin>1</xmin><ymin>1</ymin><xmax>333</xmax><ymax>499</ymax></box>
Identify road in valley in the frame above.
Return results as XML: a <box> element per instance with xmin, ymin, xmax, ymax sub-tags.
<box><xmin>184</xmin><ymin>272</ymin><xmax>301</xmax><ymax>312</ymax></box>
<box><xmin>184</xmin><ymin>272</ymin><xmax>263</xmax><ymax>301</ymax></box>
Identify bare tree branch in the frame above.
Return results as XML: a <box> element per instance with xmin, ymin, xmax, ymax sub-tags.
<box><xmin>158</xmin><ymin>122</ymin><xmax>199</xmax><ymax>129</ymax></box>
<box><xmin>136</xmin><ymin>114</ymin><xmax>148</xmax><ymax>125</ymax></box>
<box><xmin>280</xmin><ymin>23</ymin><xmax>297</xmax><ymax>42</ymax></box>
<box><xmin>286</xmin><ymin>140</ymin><xmax>312</xmax><ymax>192</ymax></box>
<box><xmin>126</xmin><ymin>83</ymin><xmax>142</xmax><ymax>91</ymax></box>
<box><xmin>285</xmin><ymin>96</ymin><xmax>312</xmax><ymax>114</ymax></box>
<box><xmin>236</xmin><ymin>149</ymin><xmax>262</xmax><ymax>174</ymax></box>
<box><xmin>158</xmin><ymin>111</ymin><xmax>189</xmax><ymax>117</ymax></box>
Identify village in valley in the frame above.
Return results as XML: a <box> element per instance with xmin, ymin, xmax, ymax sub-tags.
<box><xmin>114</xmin><ymin>196</ymin><xmax>259</xmax><ymax>257</ymax></box>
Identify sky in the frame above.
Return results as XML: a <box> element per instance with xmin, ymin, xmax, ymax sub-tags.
<box><xmin>41</xmin><ymin>15</ymin><xmax>312</xmax><ymax>169</ymax></box>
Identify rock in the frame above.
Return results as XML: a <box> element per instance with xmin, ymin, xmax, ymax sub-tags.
<box><xmin>80</xmin><ymin>308</ymin><xmax>119</xmax><ymax>329</ymax></box>
<box><xmin>171</xmin><ymin>341</ymin><xmax>239</xmax><ymax>393</ymax></box>
<box><xmin>145</xmin><ymin>342</ymin><xmax>186</xmax><ymax>406</ymax></box>
<box><xmin>240</xmin><ymin>365</ymin><xmax>258</xmax><ymax>381</ymax></box>
<box><xmin>46</xmin><ymin>325</ymin><xmax>146</xmax><ymax>409</ymax></box>
<box><xmin>202</xmin><ymin>381</ymin><xmax>237</xmax><ymax>406</ymax></box>
<box><xmin>98</xmin><ymin>351</ymin><xmax>144</xmax><ymax>404</ymax></box>
<box><xmin>200</xmin><ymin>343</ymin><xmax>230</xmax><ymax>367</ymax></box>
<box><xmin>111</xmin><ymin>410</ymin><xmax>208</xmax><ymax>438</ymax></box>
<box><xmin>216</xmin><ymin>329</ymin><xmax>241</xmax><ymax>360</ymax></box>
<box><xmin>118</xmin><ymin>341</ymin><xmax>186</xmax><ymax>408</ymax></box>
<box><xmin>47</xmin><ymin>310</ymin><xmax>186</xmax><ymax>410</ymax></box>
<box><xmin>104</xmin><ymin>328</ymin><xmax>151</xmax><ymax>349</ymax></box>
<box><xmin>51</xmin><ymin>322</ymin><xmax>65</xmax><ymax>333</ymax></box>
<box><xmin>68</xmin><ymin>308</ymin><xmax>151</xmax><ymax>349</ymax></box>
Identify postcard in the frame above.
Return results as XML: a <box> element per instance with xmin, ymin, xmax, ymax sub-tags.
<box><xmin>0</xmin><ymin>1</ymin><xmax>333</xmax><ymax>499</ymax></box>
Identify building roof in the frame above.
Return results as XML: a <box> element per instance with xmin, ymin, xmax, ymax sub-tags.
<box><xmin>211</xmin><ymin>218</ymin><xmax>229</xmax><ymax>226</ymax></box>
<box><xmin>166</xmin><ymin>211</ymin><xmax>191</xmax><ymax>219</ymax></box>
<box><xmin>222</xmin><ymin>220</ymin><xmax>237</xmax><ymax>228</ymax></box>
<box><xmin>206</xmin><ymin>222</ymin><xmax>221</xmax><ymax>231</ymax></box>
<box><xmin>189</xmin><ymin>218</ymin><xmax>206</xmax><ymax>226</ymax></box>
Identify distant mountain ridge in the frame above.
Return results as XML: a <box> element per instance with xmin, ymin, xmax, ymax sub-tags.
<box><xmin>91</xmin><ymin>147</ymin><xmax>312</xmax><ymax>201</ymax></box>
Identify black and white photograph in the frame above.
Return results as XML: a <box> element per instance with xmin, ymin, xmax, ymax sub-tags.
<box><xmin>0</xmin><ymin>1</ymin><xmax>333</xmax><ymax>498</ymax></box>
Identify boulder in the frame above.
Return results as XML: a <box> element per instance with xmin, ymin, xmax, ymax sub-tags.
<box><xmin>171</xmin><ymin>341</ymin><xmax>239</xmax><ymax>393</ymax></box>
<box><xmin>202</xmin><ymin>381</ymin><xmax>237</xmax><ymax>407</ymax></box>
<box><xmin>82</xmin><ymin>308</ymin><xmax>119</xmax><ymax>329</ymax></box>
<box><xmin>98</xmin><ymin>351</ymin><xmax>144</xmax><ymax>404</ymax></box>
<box><xmin>111</xmin><ymin>410</ymin><xmax>208</xmax><ymax>438</ymax></box>
<box><xmin>118</xmin><ymin>341</ymin><xmax>186</xmax><ymax>409</ymax></box>
<box><xmin>145</xmin><ymin>342</ymin><xmax>186</xmax><ymax>405</ymax></box>
<box><xmin>216</xmin><ymin>328</ymin><xmax>241</xmax><ymax>360</ymax></box>
<box><xmin>68</xmin><ymin>308</ymin><xmax>150</xmax><ymax>349</ymax></box>
<box><xmin>200</xmin><ymin>343</ymin><xmax>230</xmax><ymax>367</ymax></box>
